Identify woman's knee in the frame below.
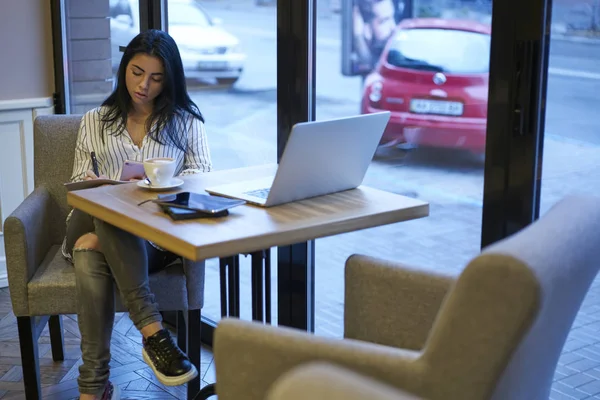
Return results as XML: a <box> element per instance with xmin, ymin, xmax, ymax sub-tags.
<box><xmin>74</xmin><ymin>233</ymin><xmax>101</xmax><ymax>252</ymax></box>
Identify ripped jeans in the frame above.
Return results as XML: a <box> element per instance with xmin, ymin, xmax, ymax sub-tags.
<box><xmin>65</xmin><ymin>209</ymin><xmax>178</xmax><ymax>396</ymax></box>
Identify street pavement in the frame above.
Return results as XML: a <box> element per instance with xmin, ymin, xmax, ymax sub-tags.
<box><xmin>189</xmin><ymin>3</ymin><xmax>600</xmax><ymax>398</ymax></box>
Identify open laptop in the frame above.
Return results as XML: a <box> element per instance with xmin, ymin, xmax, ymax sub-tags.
<box><xmin>205</xmin><ymin>112</ymin><xmax>391</xmax><ymax>207</ymax></box>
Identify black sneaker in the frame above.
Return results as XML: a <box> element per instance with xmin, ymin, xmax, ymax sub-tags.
<box><xmin>142</xmin><ymin>329</ymin><xmax>198</xmax><ymax>386</ymax></box>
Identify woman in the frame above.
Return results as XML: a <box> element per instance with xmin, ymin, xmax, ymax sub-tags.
<box><xmin>63</xmin><ymin>29</ymin><xmax>211</xmax><ymax>400</ymax></box>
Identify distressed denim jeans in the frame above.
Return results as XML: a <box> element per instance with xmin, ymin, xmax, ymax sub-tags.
<box><xmin>67</xmin><ymin>210</ymin><xmax>175</xmax><ymax>396</ymax></box>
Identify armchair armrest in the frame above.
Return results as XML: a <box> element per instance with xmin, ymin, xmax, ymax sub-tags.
<box><xmin>214</xmin><ymin>318</ymin><xmax>423</xmax><ymax>400</ymax></box>
<box><xmin>344</xmin><ymin>254</ymin><xmax>455</xmax><ymax>350</ymax></box>
<box><xmin>267</xmin><ymin>362</ymin><xmax>423</xmax><ymax>400</ymax></box>
<box><xmin>3</xmin><ymin>187</ymin><xmax>58</xmax><ymax>316</ymax></box>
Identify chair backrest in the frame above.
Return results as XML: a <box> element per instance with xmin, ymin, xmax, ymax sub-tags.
<box><xmin>34</xmin><ymin>115</ymin><xmax>82</xmax><ymax>240</ymax></box>
<box><xmin>419</xmin><ymin>195</ymin><xmax>600</xmax><ymax>400</ymax></box>
<box><xmin>490</xmin><ymin>195</ymin><xmax>600</xmax><ymax>400</ymax></box>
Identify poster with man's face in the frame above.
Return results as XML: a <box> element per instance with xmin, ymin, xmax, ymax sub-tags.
<box><xmin>342</xmin><ymin>0</ymin><xmax>410</xmax><ymax>76</ymax></box>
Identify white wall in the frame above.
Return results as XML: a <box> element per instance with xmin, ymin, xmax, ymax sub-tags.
<box><xmin>0</xmin><ymin>101</ymin><xmax>55</xmax><ymax>287</ymax></box>
<box><xmin>0</xmin><ymin>0</ymin><xmax>56</xmax><ymax>287</ymax></box>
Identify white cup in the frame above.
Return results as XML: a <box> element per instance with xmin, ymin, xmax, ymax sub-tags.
<box><xmin>143</xmin><ymin>157</ymin><xmax>176</xmax><ymax>186</ymax></box>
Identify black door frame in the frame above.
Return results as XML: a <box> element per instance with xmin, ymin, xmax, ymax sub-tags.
<box><xmin>275</xmin><ymin>0</ymin><xmax>317</xmax><ymax>332</ymax></box>
<box><xmin>50</xmin><ymin>0</ymin><xmax>69</xmax><ymax>114</ymax></box>
<box><xmin>481</xmin><ymin>0</ymin><xmax>553</xmax><ymax>247</ymax></box>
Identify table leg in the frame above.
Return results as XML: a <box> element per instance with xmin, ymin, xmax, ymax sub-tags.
<box><xmin>251</xmin><ymin>251</ymin><xmax>264</xmax><ymax>321</ymax></box>
<box><xmin>277</xmin><ymin>241</ymin><xmax>315</xmax><ymax>332</ymax></box>
<box><xmin>250</xmin><ymin>249</ymin><xmax>272</xmax><ymax>323</ymax></box>
<box><xmin>219</xmin><ymin>256</ymin><xmax>240</xmax><ymax>317</ymax></box>
<box><xmin>265</xmin><ymin>249</ymin><xmax>272</xmax><ymax>324</ymax></box>
<box><xmin>187</xmin><ymin>310</ymin><xmax>202</xmax><ymax>400</ymax></box>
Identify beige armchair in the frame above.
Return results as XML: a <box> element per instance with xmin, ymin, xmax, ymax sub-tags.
<box><xmin>266</xmin><ymin>362</ymin><xmax>422</xmax><ymax>400</ymax></box>
<box><xmin>211</xmin><ymin>195</ymin><xmax>600</xmax><ymax>400</ymax></box>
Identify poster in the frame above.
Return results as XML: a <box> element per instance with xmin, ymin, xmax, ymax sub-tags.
<box><xmin>342</xmin><ymin>0</ymin><xmax>412</xmax><ymax>76</ymax></box>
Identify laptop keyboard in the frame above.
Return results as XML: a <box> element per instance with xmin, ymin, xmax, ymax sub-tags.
<box><xmin>244</xmin><ymin>188</ymin><xmax>270</xmax><ymax>199</ymax></box>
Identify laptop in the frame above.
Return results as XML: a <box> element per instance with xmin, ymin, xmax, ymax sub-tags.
<box><xmin>205</xmin><ymin>112</ymin><xmax>391</xmax><ymax>207</ymax></box>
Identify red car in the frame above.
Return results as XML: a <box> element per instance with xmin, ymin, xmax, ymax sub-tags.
<box><xmin>361</xmin><ymin>18</ymin><xmax>491</xmax><ymax>153</ymax></box>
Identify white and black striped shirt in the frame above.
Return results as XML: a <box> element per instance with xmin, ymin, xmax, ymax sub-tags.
<box><xmin>70</xmin><ymin>106</ymin><xmax>211</xmax><ymax>181</ymax></box>
<box><xmin>62</xmin><ymin>106</ymin><xmax>212</xmax><ymax>261</ymax></box>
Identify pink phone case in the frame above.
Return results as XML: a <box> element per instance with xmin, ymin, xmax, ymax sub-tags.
<box><xmin>120</xmin><ymin>160</ymin><xmax>145</xmax><ymax>181</ymax></box>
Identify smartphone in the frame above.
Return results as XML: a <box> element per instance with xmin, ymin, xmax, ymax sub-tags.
<box><xmin>155</xmin><ymin>192</ymin><xmax>246</xmax><ymax>214</ymax></box>
<box><xmin>160</xmin><ymin>204</ymin><xmax>229</xmax><ymax>220</ymax></box>
<box><xmin>120</xmin><ymin>160</ymin><xmax>145</xmax><ymax>181</ymax></box>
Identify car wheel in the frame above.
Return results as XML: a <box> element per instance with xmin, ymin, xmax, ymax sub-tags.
<box><xmin>216</xmin><ymin>77</ymin><xmax>239</xmax><ymax>86</ymax></box>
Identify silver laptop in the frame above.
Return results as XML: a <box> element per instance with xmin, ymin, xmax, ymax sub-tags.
<box><xmin>205</xmin><ymin>112</ymin><xmax>391</xmax><ymax>207</ymax></box>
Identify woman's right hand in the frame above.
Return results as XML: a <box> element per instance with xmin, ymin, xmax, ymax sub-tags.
<box><xmin>84</xmin><ymin>169</ymin><xmax>109</xmax><ymax>180</ymax></box>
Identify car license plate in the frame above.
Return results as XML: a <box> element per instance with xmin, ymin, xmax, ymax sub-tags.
<box><xmin>197</xmin><ymin>61</ymin><xmax>227</xmax><ymax>70</ymax></box>
<box><xmin>410</xmin><ymin>99</ymin><xmax>464</xmax><ymax>116</ymax></box>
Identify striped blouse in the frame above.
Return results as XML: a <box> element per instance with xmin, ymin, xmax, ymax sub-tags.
<box><xmin>70</xmin><ymin>106</ymin><xmax>211</xmax><ymax>181</ymax></box>
<box><xmin>61</xmin><ymin>106</ymin><xmax>212</xmax><ymax>261</ymax></box>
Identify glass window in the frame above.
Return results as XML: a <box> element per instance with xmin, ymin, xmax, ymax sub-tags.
<box><xmin>319</xmin><ymin>0</ymin><xmax>493</xmax><ymax>338</ymax></box>
<box><xmin>168</xmin><ymin>2</ymin><xmax>211</xmax><ymax>26</ymax></box>
<box><xmin>61</xmin><ymin>0</ymin><xmax>139</xmax><ymax>114</ymax></box>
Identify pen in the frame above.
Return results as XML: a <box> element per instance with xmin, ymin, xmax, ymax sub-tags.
<box><xmin>90</xmin><ymin>151</ymin><xmax>100</xmax><ymax>177</ymax></box>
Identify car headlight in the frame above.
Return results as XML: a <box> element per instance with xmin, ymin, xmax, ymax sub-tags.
<box><xmin>369</xmin><ymin>81</ymin><xmax>383</xmax><ymax>103</ymax></box>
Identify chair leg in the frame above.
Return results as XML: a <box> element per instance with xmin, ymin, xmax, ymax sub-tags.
<box><xmin>177</xmin><ymin>310</ymin><xmax>187</xmax><ymax>353</ymax></box>
<box><xmin>195</xmin><ymin>383</ymin><xmax>216</xmax><ymax>399</ymax></box>
<box><xmin>187</xmin><ymin>309</ymin><xmax>202</xmax><ymax>400</ymax></box>
<box><xmin>17</xmin><ymin>316</ymin><xmax>42</xmax><ymax>400</ymax></box>
<box><xmin>48</xmin><ymin>315</ymin><xmax>65</xmax><ymax>361</ymax></box>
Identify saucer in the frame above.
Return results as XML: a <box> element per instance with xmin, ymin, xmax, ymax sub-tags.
<box><xmin>137</xmin><ymin>177</ymin><xmax>184</xmax><ymax>191</ymax></box>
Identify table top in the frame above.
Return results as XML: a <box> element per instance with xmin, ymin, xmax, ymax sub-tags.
<box><xmin>67</xmin><ymin>164</ymin><xmax>429</xmax><ymax>261</ymax></box>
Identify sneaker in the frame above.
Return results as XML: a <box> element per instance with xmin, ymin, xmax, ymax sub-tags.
<box><xmin>142</xmin><ymin>329</ymin><xmax>198</xmax><ymax>386</ymax></box>
<box><xmin>100</xmin><ymin>381</ymin><xmax>120</xmax><ymax>400</ymax></box>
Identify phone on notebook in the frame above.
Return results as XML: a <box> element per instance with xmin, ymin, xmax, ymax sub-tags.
<box><xmin>120</xmin><ymin>160</ymin><xmax>145</xmax><ymax>181</ymax></box>
<box><xmin>155</xmin><ymin>192</ymin><xmax>246</xmax><ymax>215</ymax></box>
<box><xmin>159</xmin><ymin>204</ymin><xmax>230</xmax><ymax>220</ymax></box>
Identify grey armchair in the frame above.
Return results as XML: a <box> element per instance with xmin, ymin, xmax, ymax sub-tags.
<box><xmin>266</xmin><ymin>362</ymin><xmax>422</xmax><ymax>400</ymax></box>
<box><xmin>3</xmin><ymin>115</ymin><xmax>205</xmax><ymax>400</ymax></box>
<box><xmin>212</xmin><ymin>195</ymin><xmax>600</xmax><ymax>400</ymax></box>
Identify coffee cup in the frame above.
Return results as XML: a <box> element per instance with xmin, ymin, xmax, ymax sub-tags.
<box><xmin>143</xmin><ymin>157</ymin><xmax>176</xmax><ymax>186</ymax></box>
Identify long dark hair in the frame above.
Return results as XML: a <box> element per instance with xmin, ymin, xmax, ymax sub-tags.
<box><xmin>100</xmin><ymin>29</ymin><xmax>204</xmax><ymax>151</ymax></box>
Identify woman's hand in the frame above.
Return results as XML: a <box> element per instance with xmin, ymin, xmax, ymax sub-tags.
<box><xmin>84</xmin><ymin>169</ymin><xmax>109</xmax><ymax>180</ymax></box>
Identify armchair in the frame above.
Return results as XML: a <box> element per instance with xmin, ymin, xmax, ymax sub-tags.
<box><xmin>4</xmin><ymin>115</ymin><xmax>205</xmax><ymax>400</ymax></box>
<box><xmin>212</xmin><ymin>195</ymin><xmax>600</xmax><ymax>400</ymax></box>
<box><xmin>266</xmin><ymin>362</ymin><xmax>422</xmax><ymax>400</ymax></box>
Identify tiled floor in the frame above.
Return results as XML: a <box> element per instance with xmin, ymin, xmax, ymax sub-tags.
<box><xmin>3</xmin><ymin>258</ymin><xmax>600</xmax><ymax>399</ymax></box>
<box><xmin>0</xmin><ymin>287</ymin><xmax>215</xmax><ymax>399</ymax></box>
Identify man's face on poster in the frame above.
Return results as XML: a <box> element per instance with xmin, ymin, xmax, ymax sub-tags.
<box><xmin>369</xmin><ymin>0</ymin><xmax>396</xmax><ymax>44</ymax></box>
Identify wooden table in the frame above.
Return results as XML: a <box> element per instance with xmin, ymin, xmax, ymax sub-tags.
<box><xmin>68</xmin><ymin>164</ymin><xmax>428</xmax><ymax>398</ymax></box>
<box><xmin>67</xmin><ymin>164</ymin><xmax>429</xmax><ymax>261</ymax></box>
<box><xmin>68</xmin><ymin>163</ymin><xmax>428</xmax><ymax>321</ymax></box>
